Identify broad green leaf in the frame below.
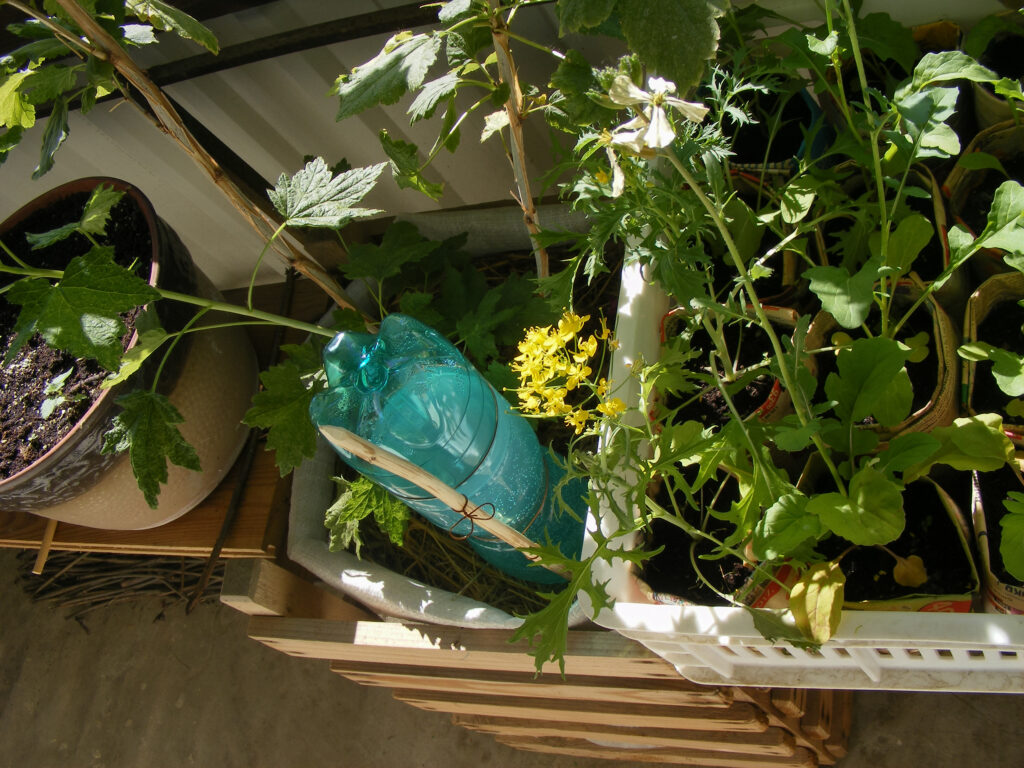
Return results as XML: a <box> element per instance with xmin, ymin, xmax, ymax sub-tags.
<box><xmin>789</xmin><ymin>561</ymin><xmax>845</xmax><ymax>645</ymax></box>
<box><xmin>808</xmin><ymin>467</ymin><xmax>905</xmax><ymax>545</ymax></box>
<box><xmin>903</xmin><ymin>414</ymin><xmax>1015</xmax><ymax>483</ymax></box>
<box><xmin>958</xmin><ymin>341</ymin><xmax>1024</xmax><ymax>397</ymax></box>
<box><xmin>803</xmin><ymin>259</ymin><xmax>878</xmax><ymax>329</ymax></box>
<box><xmin>770</xmin><ymin>417</ymin><xmax>820</xmax><ymax>452</ymax></box>
<box><xmin>752</xmin><ymin>493</ymin><xmax>820</xmax><ymax>560</ymax></box>
<box><xmin>5</xmin><ymin>247</ymin><xmax>160</xmax><ymax>370</ymax></box>
<box><xmin>102</xmin><ymin>327</ymin><xmax>168</xmax><ymax>387</ymax></box>
<box><xmin>558</xmin><ymin>0</ymin><xmax>616</xmax><ymax>35</ymax></box>
<box><xmin>885</xmin><ymin>213</ymin><xmax>933</xmax><ymax>278</ymax></box>
<box><xmin>408</xmin><ymin>72</ymin><xmax>458</xmax><ymax>123</ymax></box>
<box><xmin>780</xmin><ymin>177</ymin><xmax>818</xmax><ymax>224</ymax></box>
<box><xmin>79</xmin><ymin>185</ymin><xmax>125</xmax><ymax>236</ymax></box>
<box><xmin>243</xmin><ymin>361</ymin><xmax>323</xmax><ymax>477</ymax></box>
<box><xmin>851</xmin><ymin>13</ymin><xmax>918</xmax><ymax>75</ymax></box>
<box><xmin>102</xmin><ymin>389</ymin><xmax>200</xmax><ymax>508</ymax></box>
<box><xmin>549</xmin><ymin>49</ymin><xmax>615</xmax><ymax>127</ymax></box>
<box><xmin>341</xmin><ymin>221</ymin><xmax>441</xmax><ymax>285</ymax></box>
<box><xmin>0</xmin><ymin>71</ymin><xmax>35</xmax><ymax>130</ymax></box>
<box><xmin>126</xmin><ymin>0</ymin><xmax>219</xmax><ymax>54</ymax></box>
<box><xmin>806</xmin><ymin>31</ymin><xmax>838</xmax><ymax>56</ymax></box>
<box><xmin>978</xmin><ymin>181</ymin><xmax>1024</xmax><ymax>254</ymax></box>
<box><xmin>903</xmin><ymin>51</ymin><xmax>997</xmax><ymax>95</ymax></box>
<box><xmin>722</xmin><ymin>195</ymin><xmax>763</xmax><ymax>263</ymax></box>
<box><xmin>269</xmin><ymin>158</ymin><xmax>385</xmax><ymax>228</ymax></box>
<box><xmin>874</xmin><ymin>432</ymin><xmax>940</xmax><ymax>475</ymax></box>
<box><xmin>379</xmin><ymin>129</ymin><xmax>444</xmax><ymax>200</ymax></box>
<box><xmin>481</xmin><ymin>109</ymin><xmax>509</xmax><ymax>142</ymax></box>
<box><xmin>25</xmin><ymin>221</ymin><xmax>79</xmax><ymax>250</ymax></box>
<box><xmin>22</xmin><ymin>65</ymin><xmax>79</xmax><ymax>104</ymax></box>
<box><xmin>617</xmin><ymin>0</ymin><xmax>724</xmax><ymax>92</ymax></box>
<box><xmin>1000</xmin><ymin>492</ymin><xmax>1024</xmax><ymax>583</ymax></box>
<box><xmin>334</xmin><ymin>32</ymin><xmax>441</xmax><ymax>120</ymax></box>
<box><xmin>399</xmin><ymin>289</ymin><xmax>445</xmax><ymax>329</ymax></box>
<box><xmin>957</xmin><ymin>151</ymin><xmax>1010</xmax><ymax>177</ymax></box>
<box><xmin>825</xmin><ymin>336</ymin><xmax>912</xmax><ymax>428</ymax></box>
<box><xmin>325</xmin><ymin>476</ymin><xmax>410</xmax><ymax>556</ymax></box>
<box><xmin>437</xmin><ymin>0</ymin><xmax>472</xmax><ymax>22</ymax></box>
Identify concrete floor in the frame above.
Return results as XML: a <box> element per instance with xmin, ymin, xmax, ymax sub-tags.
<box><xmin>2</xmin><ymin>547</ymin><xmax>1024</xmax><ymax>768</ymax></box>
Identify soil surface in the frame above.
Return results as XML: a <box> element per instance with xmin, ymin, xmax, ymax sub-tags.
<box><xmin>0</xmin><ymin>191</ymin><xmax>151</xmax><ymax>481</ymax></box>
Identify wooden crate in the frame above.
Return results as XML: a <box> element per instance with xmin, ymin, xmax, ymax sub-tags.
<box><xmin>222</xmin><ymin>560</ymin><xmax>851</xmax><ymax>765</ymax></box>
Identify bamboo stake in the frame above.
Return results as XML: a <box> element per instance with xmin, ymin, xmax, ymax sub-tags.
<box><xmin>53</xmin><ymin>0</ymin><xmax>358</xmax><ymax>312</ymax></box>
<box><xmin>487</xmin><ymin>0</ymin><xmax>549</xmax><ymax>279</ymax></box>
<box><xmin>318</xmin><ymin>424</ymin><xmax>569</xmax><ymax>580</ymax></box>
<box><xmin>32</xmin><ymin>518</ymin><xmax>58</xmax><ymax>575</ymax></box>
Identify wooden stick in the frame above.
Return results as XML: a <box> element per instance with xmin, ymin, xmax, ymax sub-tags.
<box><xmin>318</xmin><ymin>425</ymin><xmax>569</xmax><ymax>579</ymax></box>
<box><xmin>32</xmin><ymin>518</ymin><xmax>58</xmax><ymax>575</ymax></box>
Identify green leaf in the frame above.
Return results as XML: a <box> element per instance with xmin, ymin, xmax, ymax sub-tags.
<box><xmin>557</xmin><ymin>0</ymin><xmax>616</xmax><ymax>35</ymax></box>
<box><xmin>5</xmin><ymin>247</ymin><xmax>160</xmax><ymax>370</ymax></box>
<box><xmin>438</xmin><ymin>0</ymin><xmax>472</xmax><ymax>22</ymax></box>
<box><xmin>957</xmin><ymin>151</ymin><xmax>1010</xmax><ymax>177</ymax></box>
<box><xmin>408</xmin><ymin>72</ymin><xmax>458</xmax><ymax>123</ymax></box>
<box><xmin>977</xmin><ymin>181</ymin><xmax>1024</xmax><ymax>254</ymax></box>
<box><xmin>324</xmin><ymin>476</ymin><xmax>410</xmax><ymax>555</ymax></box>
<box><xmin>22</xmin><ymin>65</ymin><xmax>79</xmax><ymax>104</ymax></box>
<box><xmin>874</xmin><ymin>432</ymin><xmax>940</xmax><ymax>475</ymax></box>
<box><xmin>825</xmin><ymin>336</ymin><xmax>912</xmax><ymax>428</ymax></box>
<box><xmin>808</xmin><ymin>467</ymin><xmax>905</xmax><ymax>545</ymax></box>
<box><xmin>25</xmin><ymin>222</ymin><xmax>79</xmax><ymax>251</ymax></box>
<box><xmin>788</xmin><ymin>561</ymin><xmax>845</xmax><ymax>645</ymax></box>
<box><xmin>803</xmin><ymin>259</ymin><xmax>878</xmax><ymax>329</ymax></box>
<box><xmin>126</xmin><ymin>0</ymin><xmax>219</xmax><ymax>54</ymax></box>
<box><xmin>269</xmin><ymin>158</ymin><xmax>385</xmax><ymax>228</ymax></box>
<box><xmin>121</xmin><ymin>23</ymin><xmax>157</xmax><ymax>45</ymax></box>
<box><xmin>780</xmin><ymin>177</ymin><xmax>817</xmax><ymax>224</ymax></box>
<box><xmin>771</xmin><ymin>416</ymin><xmax>821</xmax><ymax>452</ymax></box>
<box><xmin>243</xmin><ymin>361</ymin><xmax>323</xmax><ymax>477</ymax></box>
<box><xmin>748</xmin><ymin>607</ymin><xmax>819</xmax><ymax>649</ymax></box>
<box><xmin>1000</xmin><ymin>492</ymin><xmax>1024</xmax><ymax>583</ymax></box>
<box><xmin>806</xmin><ymin>31</ymin><xmax>838</xmax><ymax>56</ymax></box>
<box><xmin>851</xmin><ymin>13</ymin><xmax>918</xmax><ymax>75</ymax></box>
<box><xmin>903</xmin><ymin>51</ymin><xmax>997</xmax><ymax>94</ymax></box>
<box><xmin>341</xmin><ymin>221</ymin><xmax>441</xmax><ymax>284</ymax></box>
<box><xmin>79</xmin><ymin>184</ymin><xmax>124</xmax><ymax>236</ymax></box>
<box><xmin>379</xmin><ymin>129</ymin><xmax>444</xmax><ymax>200</ymax></box>
<box><xmin>958</xmin><ymin>341</ymin><xmax>1024</xmax><ymax>397</ymax></box>
<box><xmin>902</xmin><ymin>414</ymin><xmax>1015</xmax><ymax>483</ymax></box>
<box><xmin>480</xmin><ymin>109</ymin><xmax>509</xmax><ymax>142</ymax></box>
<box><xmin>102</xmin><ymin>390</ymin><xmax>200</xmax><ymax>509</ymax></box>
<box><xmin>885</xmin><ymin>213</ymin><xmax>933</xmax><ymax>278</ymax></box>
<box><xmin>334</xmin><ymin>32</ymin><xmax>440</xmax><ymax>120</ymax></box>
<box><xmin>0</xmin><ymin>71</ymin><xmax>35</xmax><ymax>130</ymax></box>
<box><xmin>616</xmin><ymin>0</ymin><xmax>724</xmax><ymax>92</ymax></box>
<box><xmin>398</xmin><ymin>290</ymin><xmax>445</xmax><ymax>328</ymax></box>
<box><xmin>752</xmin><ymin>493</ymin><xmax>820</xmax><ymax>560</ymax></box>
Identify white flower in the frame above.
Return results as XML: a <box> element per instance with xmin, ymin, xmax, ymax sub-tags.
<box><xmin>608</xmin><ymin>75</ymin><xmax>708</xmax><ymax>150</ymax></box>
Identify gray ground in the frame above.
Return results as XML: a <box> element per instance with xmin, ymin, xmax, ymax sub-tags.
<box><xmin>2</xmin><ymin>548</ymin><xmax>1023</xmax><ymax>768</ymax></box>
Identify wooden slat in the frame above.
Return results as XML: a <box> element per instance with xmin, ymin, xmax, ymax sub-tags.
<box><xmin>493</xmin><ymin>737</ymin><xmax>818</xmax><ymax>767</ymax></box>
<box><xmin>247</xmin><ymin>616</ymin><xmax>681</xmax><ymax>679</ymax></box>
<box><xmin>330</xmin><ymin>660</ymin><xmax>731</xmax><ymax>707</ymax></box>
<box><xmin>0</xmin><ymin>449</ymin><xmax>284</xmax><ymax>557</ymax></box>
<box><xmin>823</xmin><ymin>692</ymin><xmax>852</xmax><ymax>760</ymax></box>
<box><xmin>452</xmin><ymin>714</ymin><xmax>799</xmax><ymax>756</ymax></box>
<box><xmin>392</xmin><ymin>689</ymin><xmax>770</xmax><ymax>732</ymax></box>
<box><xmin>771</xmin><ymin>688</ymin><xmax>808</xmax><ymax>717</ymax></box>
<box><xmin>732</xmin><ymin>688</ymin><xmax>836</xmax><ymax>766</ymax></box>
<box><xmin>221</xmin><ymin>559</ymin><xmax>374</xmax><ymax>621</ymax></box>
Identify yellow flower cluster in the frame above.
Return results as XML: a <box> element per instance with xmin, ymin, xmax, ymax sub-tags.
<box><xmin>512</xmin><ymin>311</ymin><xmax>626</xmax><ymax>434</ymax></box>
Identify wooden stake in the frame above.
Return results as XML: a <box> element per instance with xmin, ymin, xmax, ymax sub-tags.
<box><xmin>318</xmin><ymin>425</ymin><xmax>570</xmax><ymax>580</ymax></box>
<box><xmin>32</xmin><ymin>518</ymin><xmax>58</xmax><ymax>575</ymax></box>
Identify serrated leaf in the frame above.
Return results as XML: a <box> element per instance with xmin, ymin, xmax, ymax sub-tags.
<box><xmin>752</xmin><ymin>493</ymin><xmax>820</xmax><ymax>560</ymax></box>
<box><xmin>5</xmin><ymin>247</ymin><xmax>160</xmax><ymax>370</ymax></box>
<box><xmin>121</xmin><ymin>23</ymin><xmax>157</xmax><ymax>45</ymax></box>
<box><xmin>0</xmin><ymin>71</ymin><xmax>35</xmax><ymax>130</ymax></box>
<box><xmin>341</xmin><ymin>220</ymin><xmax>441</xmax><ymax>284</ymax></box>
<box><xmin>379</xmin><ymin>129</ymin><xmax>444</xmax><ymax>200</ymax></box>
<box><xmin>101</xmin><ymin>390</ymin><xmax>200</xmax><ymax>508</ymax></box>
<box><xmin>558</xmin><ymin>0</ymin><xmax>616</xmax><ymax>35</ymax></box>
<box><xmin>789</xmin><ymin>561</ymin><xmax>845</xmax><ymax>645</ymax></box>
<box><xmin>481</xmin><ymin>109</ymin><xmax>509</xmax><ymax>142</ymax></box>
<box><xmin>34</xmin><ymin>95</ymin><xmax>68</xmax><ymax>179</ymax></box>
<box><xmin>269</xmin><ymin>158</ymin><xmax>385</xmax><ymax>228</ymax></box>
<box><xmin>243</xmin><ymin>361</ymin><xmax>323</xmax><ymax>476</ymax></box>
<box><xmin>126</xmin><ymin>0</ymin><xmax>219</xmax><ymax>54</ymax></box>
<box><xmin>102</xmin><ymin>308</ymin><xmax>168</xmax><ymax>388</ymax></box>
<box><xmin>804</xmin><ymin>259</ymin><xmax>878</xmax><ymax>329</ymax></box>
<box><xmin>79</xmin><ymin>185</ymin><xmax>124</xmax><ymax>236</ymax></box>
<box><xmin>398</xmin><ymin>290</ymin><xmax>445</xmax><ymax>329</ymax></box>
<box><xmin>617</xmin><ymin>0</ymin><xmax>724</xmax><ymax>92</ymax></box>
<box><xmin>809</xmin><ymin>467</ymin><xmax>904</xmax><ymax>546</ymax></box>
<box><xmin>438</xmin><ymin>0</ymin><xmax>472</xmax><ymax>22</ymax></box>
<box><xmin>978</xmin><ymin>181</ymin><xmax>1024</xmax><ymax>255</ymax></box>
<box><xmin>408</xmin><ymin>72</ymin><xmax>458</xmax><ymax>123</ymax></box>
<box><xmin>325</xmin><ymin>476</ymin><xmax>410</xmax><ymax>555</ymax></box>
<box><xmin>334</xmin><ymin>32</ymin><xmax>440</xmax><ymax>120</ymax></box>
<box><xmin>22</xmin><ymin>65</ymin><xmax>79</xmax><ymax>104</ymax></box>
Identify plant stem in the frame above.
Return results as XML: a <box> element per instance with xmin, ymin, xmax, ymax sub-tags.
<box><xmin>157</xmin><ymin>289</ymin><xmax>335</xmax><ymax>338</ymax></box>
<box><xmin>150</xmin><ymin>308</ymin><xmax>208</xmax><ymax>393</ymax></box>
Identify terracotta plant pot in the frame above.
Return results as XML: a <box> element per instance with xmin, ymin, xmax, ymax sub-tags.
<box><xmin>0</xmin><ymin>178</ymin><xmax>257</xmax><ymax>529</ymax></box>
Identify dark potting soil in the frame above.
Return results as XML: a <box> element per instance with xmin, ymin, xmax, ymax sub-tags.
<box><xmin>0</xmin><ymin>191</ymin><xmax>151</xmax><ymax>481</ymax></box>
<box><xmin>663</xmin><ymin>315</ymin><xmax>781</xmax><ymax>426</ymax></box>
<box><xmin>974</xmin><ymin>464</ymin><xmax>1024</xmax><ymax>587</ymax></box>
<box><xmin>980</xmin><ymin>33</ymin><xmax>1024</xmax><ymax>84</ymax></box>
<box><xmin>972</xmin><ymin>298</ymin><xmax>1024</xmax><ymax>420</ymax></box>
<box><xmin>817</xmin><ymin>480</ymin><xmax>975</xmax><ymax>602</ymax></box>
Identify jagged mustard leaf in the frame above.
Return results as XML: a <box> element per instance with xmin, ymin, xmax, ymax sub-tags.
<box><xmin>102</xmin><ymin>389</ymin><xmax>201</xmax><ymax>508</ymax></box>
<box><xmin>324</xmin><ymin>476</ymin><xmax>410</xmax><ymax>556</ymax></box>
<box><xmin>243</xmin><ymin>360</ymin><xmax>324</xmax><ymax>476</ymax></box>
<box><xmin>5</xmin><ymin>246</ymin><xmax>160</xmax><ymax>370</ymax></box>
<box><xmin>269</xmin><ymin>158</ymin><xmax>385</xmax><ymax>229</ymax></box>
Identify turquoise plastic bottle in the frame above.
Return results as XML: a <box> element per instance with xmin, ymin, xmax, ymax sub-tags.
<box><xmin>308</xmin><ymin>314</ymin><xmax>587</xmax><ymax>585</ymax></box>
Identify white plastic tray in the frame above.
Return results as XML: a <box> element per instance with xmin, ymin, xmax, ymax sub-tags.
<box><xmin>580</xmin><ymin>262</ymin><xmax>1024</xmax><ymax>692</ymax></box>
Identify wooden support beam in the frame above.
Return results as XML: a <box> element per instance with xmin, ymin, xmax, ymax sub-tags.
<box><xmin>220</xmin><ymin>559</ymin><xmax>374</xmax><ymax>621</ymax></box>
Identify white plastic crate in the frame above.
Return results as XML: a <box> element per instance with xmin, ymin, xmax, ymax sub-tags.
<box><xmin>580</xmin><ymin>262</ymin><xmax>1024</xmax><ymax>692</ymax></box>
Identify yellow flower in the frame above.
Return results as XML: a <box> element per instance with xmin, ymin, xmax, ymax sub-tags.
<box><xmin>596</xmin><ymin>377</ymin><xmax>610</xmax><ymax>397</ymax></box>
<box><xmin>565</xmin><ymin>409</ymin><xmax>591</xmax><ymax>434</ymax></box>
<box><xmin>594</xmin><ymin>169</ymin><xmax>610</xmax><ymax>185</ymax></box>
<box><xmin>598</xmin><ymin>317</ymin><xmax>612</xmax><ymax>340</ymax></box>
<box><xmin>596</xmin><ymin>397</ymin><xmax>627</xmax><ymax>418</ymax></box>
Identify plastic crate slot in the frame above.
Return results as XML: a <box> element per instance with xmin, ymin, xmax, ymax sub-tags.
<box><xmin>968</xmin><ymin>650</ymin><xmax>986</xmax><ymax>659</ymax></box>
<box><xmin>904</xmin><ymin>649</ymin><xmax>923</xmax><ymax>659</ymax></box>
<box><xmin>741</xmin><ymin>646</ymin><xmax>766</xmax><ymax>658</ymax></box>
<box><xmin>936</xmin><ymin>649</ymin><xmax>954</xmax><ymax>659</ymax></box>
<box><xmin>876</xmin><ymin>648</ymin><xmax>894</xmax><ymax>658</ymax></box>
<box><xmin>774</xmin><ymin>647</ymin><xmax>795</xmax><ymax>658</ymax></box>
<box><xmin>999</xmin><ymin>651</ymin><xmax>1019</xmax><ymax>659</ymax></box>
